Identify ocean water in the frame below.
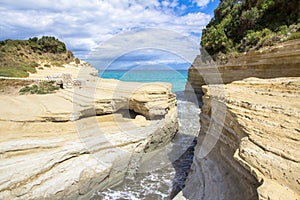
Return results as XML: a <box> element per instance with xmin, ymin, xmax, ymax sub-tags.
<box><xmin>99</xmin><ymin>70</ymin><xmax>188</xmax><ymax>92</ymax></box>
<box><xmin>94</xmin><ymin>69</ymin><xmax>200</xmax><ymax>200</ymax></box>
<box><xmin>93</xmin><ymin>100</ymin><xmax>201</xmax><ymax>200</ymax></box>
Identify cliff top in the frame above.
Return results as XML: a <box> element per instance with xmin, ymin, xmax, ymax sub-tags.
<box><xmin>201</xmin><ymin>0</ymin><xmax>300</xmax><ymax>62</ymax></box>
<box><xmin>0</xmin><ymin>36</ymin><xmax>77</xmax><ymax>77</ymax></box>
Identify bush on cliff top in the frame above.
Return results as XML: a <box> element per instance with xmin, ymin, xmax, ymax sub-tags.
<box><xmin>201</xmin><ymin>0</ymin><xmax>300</xmax><ymax>61</ymax></box>
<box><xmin>0</xmin><ymin>36</ymin><xmax>75</xmax><ymax>77</ymax></box>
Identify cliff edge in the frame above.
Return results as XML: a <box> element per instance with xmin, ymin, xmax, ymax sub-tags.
<box><xmin>183</xmin><ymin>39</ymin><xmax>300</xmax><ymax>199</ymax></box>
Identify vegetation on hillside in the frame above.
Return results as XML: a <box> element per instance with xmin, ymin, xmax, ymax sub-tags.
<box><xmin>201</xmin><ymin>0</ymin><xmax>300</xmax><ymax>61</ymax></box>
<box><xmin>0</xmin><ymin>36</ymin><xmax>75</xmax><ymax>77</ymax></box>
<box><xmin>19</xmin><ymin>81</ymin><xmax>60</xmax><ymax>95</ymax></box>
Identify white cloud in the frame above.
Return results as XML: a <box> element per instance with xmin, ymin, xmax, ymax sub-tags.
<box><xmin>192</xmin><ymin>0</ymin><xmax>211</xmax><ymax>7</ymax></box>
<box><xmin>88</xmin><ymin>29</ymin><xmax>199</xmax><ymax>70</ymax></box>
<box><xmin>0</xmin><ymin>0</ymin><xmax>212</xmax><ymax>59</ymax></box>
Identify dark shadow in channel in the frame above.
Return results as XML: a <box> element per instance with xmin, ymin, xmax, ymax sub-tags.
<box><xmin>168</xmin><ymin>134</ymin><xmax>197</xmax><ymax>199</ymax></box>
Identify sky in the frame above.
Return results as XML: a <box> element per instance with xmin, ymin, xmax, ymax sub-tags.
<box><xmin>0</xmin><ymin>0</ymin><xmax>220</xmax><ymax>70</ymax></box>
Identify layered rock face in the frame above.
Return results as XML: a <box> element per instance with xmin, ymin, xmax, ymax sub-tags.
<box><xmin>0</xmin><ymin>65</ymin><xmax>178</xmax><ymax>199</ymax></box>
<box><xmin>0</xmin><ymin>79</ymin><xmax>176</xmax><ymax>122</ymax></box>
<box><xmin>187</xmin><ymin>39</ymin><xmax>300</xmax><ymax>93</ymax></box>
<box><xmin>183</xmin><ymin>41</ymin><xmax>300</xmax><ymax>200</ymax></box>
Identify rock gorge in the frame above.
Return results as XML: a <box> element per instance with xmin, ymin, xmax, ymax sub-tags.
<box><xmin>0</xmin><ymin>63</ymin><xmax>179</xmax><ymax>199</ymax></box>
<box><xmin>182</xmin><ymin>39</ymin><xmax>300</xmax><ymax>199</ymax></box>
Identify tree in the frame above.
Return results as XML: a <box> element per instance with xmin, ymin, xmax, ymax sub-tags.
<box><xmin>38</xmin><ymin>36</ymin><xmax>66</xmax><ymax>53</ymax></box>
<box><xmin>200</xmin><ymin>0</ymin><xmax>300</xmax><ymax>60</ymax></box>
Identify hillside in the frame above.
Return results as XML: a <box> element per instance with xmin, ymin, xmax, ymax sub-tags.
<box><xmin>0</xmin><ymin>36</ymin><xmax>75</xmax><ymax>77</ymax></box>
<box><xmin>201</xmin><ymin>0</ymin><xmax>300</xmax><ymax>62</ymax></box>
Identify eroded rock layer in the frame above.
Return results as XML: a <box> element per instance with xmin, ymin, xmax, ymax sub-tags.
<box><xmin>183</xmin><ymin>77</ymin><xmax>300</xmax><ymax>200</ymax></box>
<box><xmin>187</xmin><ymin>39</ymin><xmax>300</xmax><ymax>94</ymax></box>
<box><xmin>0</xmin><ymin>72</ymin><xmax>178</xmax><ymax>199</ymax></box>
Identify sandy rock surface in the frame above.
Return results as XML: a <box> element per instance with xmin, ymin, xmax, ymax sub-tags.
<box><xmin>0</xmin><ymin>63</ymin><xmax>178</xmax><ymax>199</ymax></box>
<box><xmin>184</xmin><ymin>77</ymin><xmax>300</xmax><ymax>200</ymax></box>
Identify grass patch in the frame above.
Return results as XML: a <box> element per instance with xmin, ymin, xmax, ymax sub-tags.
<box><xmin>0</xmin><ymin>62</ymin><xmax>38</xmax><ymax>77</ymax></box>
<box><xmin>22</xmin><ymin>61</ymin><xmax>38</xmax><ymax>73</ymax></box>
<box><xmin>19</xmin><ymin>81</ymin><xmax>60</xmax><ymax>95</ymax></box>
<box><xmin>0</xmin><ymin>68</ymin><xmax>29</xmax><ymax>77</ymax></box>
<box><xmin>51</xmin><ymin>61</ymin><xmax>64</xmax><ymax>67</ymax></box>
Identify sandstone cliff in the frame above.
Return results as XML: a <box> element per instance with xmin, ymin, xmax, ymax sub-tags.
<box><xmin>183</xmin><ymin>41</ymin><xmax>300</xmax><ymax>200</ymax></box>
<box><xmin>0</xmin><ymin>64</ymin><xmax>178</xmax><ymax>199</ymax></box>
<box><xmin>187</xmin><ymin>39</ymin><xmax>300</xmax><ymax>94</ymax></box>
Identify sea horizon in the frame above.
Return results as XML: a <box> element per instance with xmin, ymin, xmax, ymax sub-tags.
<box><xmin>98</xmin><ymin>69</ymin><xmax>188</xmax><ymax>92</ymax></box>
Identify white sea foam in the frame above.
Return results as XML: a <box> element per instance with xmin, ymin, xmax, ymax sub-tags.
<box><xmin>96</xmin><ymin>100</ymin><xmax>200</xmax><ymax>199</ymax></box>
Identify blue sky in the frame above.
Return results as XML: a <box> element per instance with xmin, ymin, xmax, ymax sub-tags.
<box><xmin>0</xmin><ymin>0</ymin><xmax>220</xmax><ymax>70</ymax></box>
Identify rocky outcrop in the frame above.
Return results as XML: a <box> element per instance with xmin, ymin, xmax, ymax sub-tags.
<box><xmin>187</xmin><ymin>39</ymin><xmax>300</xmax><ymax>94</ymax></box>
<box><xmin>0</xmin><ymin>79</ymin><xmax>175</xmax><ymax>122</ymax></box>
<box><xmin>0</xmin><ymin>66</ymin><xmax>178</xmax><ymax>199</ymax></box>
<box><xmin>183</xmin><ymin>44</ymin><xmax>300</xmax><ymax>200</ymax></box>
<box><xmin>185</xmin><ymin>77</ymin><xmax>300</xmax><ymax>199</ymax></box>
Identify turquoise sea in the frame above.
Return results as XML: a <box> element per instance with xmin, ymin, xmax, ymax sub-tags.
<box><xmin>99</xmin><ymin>70</ymin><xmax>188</xmax><ymax>92</ymax></box>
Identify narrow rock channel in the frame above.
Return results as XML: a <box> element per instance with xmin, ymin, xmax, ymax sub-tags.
<box><xmin>93</xmin><ymin>95</ymin><xmax>201</xmax><ymax>200</ymax></box>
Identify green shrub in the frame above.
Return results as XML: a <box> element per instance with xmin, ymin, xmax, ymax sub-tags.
<box><xmin>38</xmin><ymin>36</ymin><xmax>66</xmax><ymax>53</ymax></box>
<box><xmin>75</xmin><ymin>58</ymin><xmax>80</xmax><ymax>64</ymax></box>
<box><xmin>37</xmin><ymin>89</ymin><xmax>46</xmax><ymax>94</ymax></box>
<box><xmin>29</xmin><ymin>37</ymin><xmax>38</xmax><ymax>43</ymax></box>
<box><xmin>241</xmin><ymin>7</ymin><xmax>260</xmax><ymax>29</ymax></box>
<box><xmin>260</xmin><ymin>0</ymin><xmax>274</xmax><ymax>10</ymax></box>
<box><xmin>277</xmin><ymin>25</ymin><xmax>289</xmax><ymax>35</ymax></box>
<box><xmin>239</xmin><ymin>28</ymin><xmax>276</xmax><ymax>51</ymax></box>
<box><xmin>201</xmin><ymin>0</ymin><xmax>300</xmax><ymax>60</ymax></box>
<box><xmin>19</xmin><ymin>86</ymin><xmax>31</xmax><ymax>93</ymax></box>
<box><xmin>19</xmin><ymin>81</ymin><xmax>60</xmax><ymax>95</ymax></box>
<box><xmin>51</xmin><ymin>61</ymin><xmax>64</xmax><ymax>67</ymax></box>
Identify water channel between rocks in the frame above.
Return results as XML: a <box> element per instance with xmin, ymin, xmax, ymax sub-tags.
<box><xmin>92</xmin><ymin>96</ymin><xmax>201</xmax><ymax>200</ymax></box>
